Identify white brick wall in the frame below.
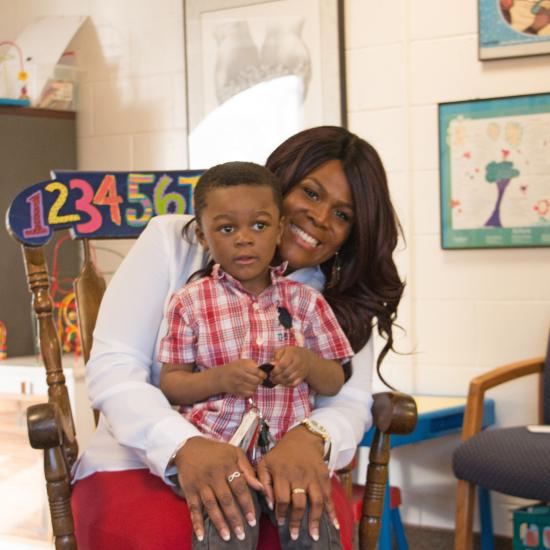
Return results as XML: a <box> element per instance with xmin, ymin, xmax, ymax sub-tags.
<box><xmin>2</xmin><ymin>0</ymin><xmax>550</xmax><ymax>537</ymax></box>
<box><xmin>346</xmin><ymin>0</ymin><xmax>550</xmax><ymax>537</ymax></box>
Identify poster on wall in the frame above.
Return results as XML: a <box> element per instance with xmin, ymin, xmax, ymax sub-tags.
<box><xmin>439</xmin><ymin>93</ymin><xmax>550</xmax><ymax>249</ymax></box>
<box><xmin>184</xmin><ymin>0</ymin><xmax>345</xmax><ymax>168</ymax></box>
<box><xmin>479</xmin><ymin>0</ymin><xmax>550</xmax><ymax>59</ymax></box>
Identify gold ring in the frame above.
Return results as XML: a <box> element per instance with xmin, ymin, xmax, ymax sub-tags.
<box><xmin>227</xmin><ymin>471</ymin><xmax>241</xmax><ymax>483</ymax></box>
<box><xmin>291</xmin><ymin>487</ymin><xmax>306</xmax><ymax>495</ymax></box>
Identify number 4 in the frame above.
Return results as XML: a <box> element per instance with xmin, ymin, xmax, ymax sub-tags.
<box><xmin>94</xmin><ymin>175</ymin><xmax>123</xmax><ymax>225</ymax></box>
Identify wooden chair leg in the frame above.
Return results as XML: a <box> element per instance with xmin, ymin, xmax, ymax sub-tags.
<box><xmin>45</xmin><ymin>446</ymin><xmax>77</xmax><ymax>550</ymax></box>
<box><xmin>455</xmin><ymin>479</ymin><xmax>476</xmax><ymax>550</ymax></box>
<box><xmin>359</xmin><ymin>430</ymin><xmax>390</xmax><ymax>550</ymax></box>
<box><xmin>336</xmin><ymin>452</ymin><xmax>356</xmax><ymax>499</ymax></box>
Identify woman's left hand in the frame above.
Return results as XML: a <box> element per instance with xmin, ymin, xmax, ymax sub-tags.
<box><xmin>256</xmin><ymin>425</ymin><xmax>338</xmax><ymax>542</ymax></box>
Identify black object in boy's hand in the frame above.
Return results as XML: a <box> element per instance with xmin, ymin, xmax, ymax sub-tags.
<box><xmin>259</xmin><ymin>363</ymin><xmax>276</xmax><ymax>388</ymax></box>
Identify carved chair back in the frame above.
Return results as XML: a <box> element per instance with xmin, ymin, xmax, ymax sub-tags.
<box><xmin>7</xmin><ymin>169</ymin><xmax>417</xmax><ymax>550</ymax></box>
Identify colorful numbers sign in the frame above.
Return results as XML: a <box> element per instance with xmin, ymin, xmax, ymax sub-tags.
<box><xmin>7</xmin><ymin>170</ymin><xmax>203</xmax><ymax>246</ymax></box>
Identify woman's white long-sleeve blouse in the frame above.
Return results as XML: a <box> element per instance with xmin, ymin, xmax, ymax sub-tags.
<box><xmin>74</xmin><ymin>215</ymin><xmax>374</xmax><ymax>482</ymax></box>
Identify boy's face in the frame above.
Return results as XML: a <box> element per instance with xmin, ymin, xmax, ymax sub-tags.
<box><xmin>196</xmin><ymin>184</ymin><xmax>284</xmax><ymax>296</ymax></box>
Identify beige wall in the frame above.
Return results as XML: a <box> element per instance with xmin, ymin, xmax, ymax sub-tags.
<box><xmin>2</xmin><ymin>0</ymin><xmax>549</xmax><ymax>536</ymax></box>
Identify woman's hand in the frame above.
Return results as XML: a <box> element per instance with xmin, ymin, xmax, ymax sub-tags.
<box><xmin>256</xmin><ymin>425</ymin><xmax>338</xmax><ymax>541</ymax></box>
<box><xmin>175</xmin><ymin>437</ymin><xmax>263</xmax><ymax>542</ymax></box>
<box><xmin>270</xmin><ymin>346</ymin><xmax>314</xmax><ymax>387</ymax></box>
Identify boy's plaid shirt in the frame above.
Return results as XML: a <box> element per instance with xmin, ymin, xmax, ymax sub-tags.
<box><xmin>158</xmin><ymin>264</ymin><xmax>353</xmax><ymax>446</ymax></box>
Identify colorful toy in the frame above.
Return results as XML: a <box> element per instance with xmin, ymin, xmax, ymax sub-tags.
<box><xmin>50</xmin><ymin>234</ymin><xmax>81</xmax><ymax>356</ymax></box>
<box><xmin>0</xmin><ymin>320</ymin><xmax>6</xmax><ymax>360</ymax></box>
<box><xmin>56</xmin><ymin>292</ymin><xmax>80</xmax><ymax>355</ymax></box>
<box><xmin>0</xmin><ymin>40</ymin><xmax>29</xmax><ymax>101</ymax></box>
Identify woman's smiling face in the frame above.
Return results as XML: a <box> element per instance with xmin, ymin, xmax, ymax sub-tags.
<box><xmin>279</xmin><ymin>159</ymin><xmax>355</xmax><ymax>271</ymax></box>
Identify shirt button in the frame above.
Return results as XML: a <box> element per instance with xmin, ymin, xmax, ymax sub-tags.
<box><xmin>256</xmin><ymin>337</ymin><xmax>264</xmax><ymax>345</ymax></box>
<box><xmin>252</xmin><ymin>303</ymin><xmax>260</xmax><ymax>311</ymax></box>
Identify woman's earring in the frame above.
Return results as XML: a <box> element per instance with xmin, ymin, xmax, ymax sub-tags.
<box><xmin>330</xmin><ymin>251</ymin><xmax>341</xmax><ymax>287</ymax></box>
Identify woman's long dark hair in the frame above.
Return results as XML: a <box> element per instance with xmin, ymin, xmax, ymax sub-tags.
<box><xmin>266</xmin><ymin>126</ymin><xmax>405</xmax><ymax>383</ymax></box>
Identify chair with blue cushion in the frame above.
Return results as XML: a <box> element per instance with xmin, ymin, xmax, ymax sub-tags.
<box><xmin>452</xmin><ymin>331</ymin><xmax>550</xmax><ymax>550</ymax></box>
<box><xmin>6</xmin><ymin>169</ymin><xmax>417</xmax><ymax>550</ymax></box>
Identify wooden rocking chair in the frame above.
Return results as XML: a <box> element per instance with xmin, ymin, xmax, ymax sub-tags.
<box><xmin>6</xmin><ymin>169</ymin><xmax>418</xmax><ymax>550</ymax></box>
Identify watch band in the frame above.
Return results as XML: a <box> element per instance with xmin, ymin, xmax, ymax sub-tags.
<box><xmin>300</xmin><ymin>418</ymin><xmax>332</xmax><ymax>461</ymax></box>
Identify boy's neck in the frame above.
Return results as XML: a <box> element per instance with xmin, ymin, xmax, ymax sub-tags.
<box><xmin>238</xmin><ymin>271</ymin><xmax>272</xmax><ymax>296</ymax></box>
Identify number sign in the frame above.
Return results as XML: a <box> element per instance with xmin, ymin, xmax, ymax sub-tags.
<box><xmin>7</xmin><ymin>170</ymin><xmax>202</xmax><ymax>246</ymax></box>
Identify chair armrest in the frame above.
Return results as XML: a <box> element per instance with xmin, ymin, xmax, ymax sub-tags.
<box><xmin>27</xmin><ymin>403</ymin><xmax>76</xmax><ymax>548</ymax></box>
<box><xmin>27</xmin><ymin>402</ymin><xmax>64</xmax><ymax>450</ymax></box>
<box><xmin>461</xmin><ymin>357</ymin><xmax>544</xmax><ymax>440</ymax></box>
<box><xmin>372</xmin><ymin>391</ymin><xmax>417</xmax><ymax>435</ymax></box>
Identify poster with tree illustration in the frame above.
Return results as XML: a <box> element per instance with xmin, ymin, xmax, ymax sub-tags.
<box><xmin>439</xmin><ymin>93</ymin><xmax>550</xmax><ymax>249</ymax></box>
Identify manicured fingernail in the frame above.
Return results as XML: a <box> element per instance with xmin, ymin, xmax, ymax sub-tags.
<box><xmin>333</xmin><ymin>518</ymin><xmax>340</xmax><ymax>530</ymax></box>
<box><xmin>221</xmin><ymin>529</ymin><xmax>230</xmax><ymax>541</ymax></box>
<box><xmin>267</xmin><ymin>499</ymin><xmax>273</xmax><ymax>511</ymax></box>
<box><xmin>291</xmin><ymin>528</ymin><xmax>299</xmax><ymax>541</ymax></box>
<box><xmin>311</xmin><ymin>528</ymin><xmax>320</xmax><ymax>541</ymax></box>
<box><xmin>235</xmin><ymin>527</ymin><xmax>245</xmax><ymax>541</ymax></box>
<box><xmin>277</xmin><ymin>517</ymin><xmax>285</xmax><ymax>526</ymax></box>
<box><xmin>247</xmin><ymin>513</ymin><xmax>257</xmax><ymax>527</ymax></box>
<box><xmin>196</xmin><ymin>531</ymin><xmax>204</xmax><ymax>542</ymax></box>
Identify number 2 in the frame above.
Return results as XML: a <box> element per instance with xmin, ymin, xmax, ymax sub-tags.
<box><xmin>45</xmin><ymin>182</ymin><xmax>80</xmax><ymax>224</ymax></box>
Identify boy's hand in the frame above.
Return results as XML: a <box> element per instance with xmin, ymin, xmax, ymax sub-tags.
<box><xmin>219</xmin><ymin>359</ymin><xmax>266</xmax><ymax>397</ymax></box>
<box><xmin>269</xmin><ymin>347</ymin><xmax>313</xmax><ymax>387</ymax></box>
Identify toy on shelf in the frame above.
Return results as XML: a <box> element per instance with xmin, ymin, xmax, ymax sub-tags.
<box><xmin>0</xmin><ymin>40</ymin><xmax>30</xmax><ymax>106</ymax></box>
<box><xmin>50</xmin><ymin>233</ymin><xmax>81</xmax><ymax>357</ymax></box>
<box><xmin>56</xmin><ymin>292</ymin><xmax>80</xmax><ymax>355</ymax></box>
<box><xmin>0</xmin><ymin>320</ymin><xmax>6</xmax><ymax>359</ymax></box>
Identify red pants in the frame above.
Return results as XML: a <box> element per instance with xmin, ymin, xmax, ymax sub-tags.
<box><xmin>72</xmin><ymin>469</ymin><xmax>354</xmax><ymax>550</ymax></box>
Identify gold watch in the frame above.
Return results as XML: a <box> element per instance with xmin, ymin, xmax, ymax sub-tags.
<box><xmin>300</xmin><ymin>418</ymin><xmax>331</xmax><ymax>461</ymax></box>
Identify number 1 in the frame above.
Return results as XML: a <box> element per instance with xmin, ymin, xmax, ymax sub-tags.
<box><xmin>23</xmin><ymin>190</ymin><xmax>49</xmax><ymax>239</ymax></box>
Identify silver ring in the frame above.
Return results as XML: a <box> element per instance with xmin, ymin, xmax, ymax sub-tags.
<box><xmin>291</xmin><ymin>487</ymin><xmax>306</xmax><ymax>495</ymax></box>
<box><xmin>227</xmin><ymin>471</ymin><xmax>241</xmax><ymax>483</ymax></box>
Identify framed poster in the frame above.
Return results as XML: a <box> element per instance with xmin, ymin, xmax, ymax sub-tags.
<box><xmin>439</xmin><ymin>93</ymin><xmax>550</xmax><ymax>249</ymax></box>
<box><xmin>479</xmin><ymin>0</ymin><xmax>550</xmax><ymax>59</ymax></box>
<box><xmin>184</xmin><ymin>0</ymin><xmax>346</xmax><ymax>168</ymax></box>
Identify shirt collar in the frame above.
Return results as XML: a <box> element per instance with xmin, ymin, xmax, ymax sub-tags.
<box><xmin>285</xmin><ymin>265</ymin><xmax>325</xmax><ymax>292</ymax></box>
<box><xmin>211</xmin><ymin>262</ymin><xmax>289</xmax><ymax>294</ymax></box>
<box><xmin>210</xmin><ymin>263</ymin><xmax>326</xmax><ymax>293</ymax></box>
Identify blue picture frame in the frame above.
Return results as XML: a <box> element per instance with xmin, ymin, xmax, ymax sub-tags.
<box><xmin>479</xmin><ymin>0</ymin><xmax>550</xmax><ymax>60</ymax></box>
<box><xmin>439</xmin><ymin>93</ymin><xmax>550</xmax><ymax>249</ymax></box>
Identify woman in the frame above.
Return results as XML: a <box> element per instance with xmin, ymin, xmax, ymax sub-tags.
<box><xmin>72</xmin><ymin>126</ymin><xmax>404</xmax><ymax>549</ymax></box>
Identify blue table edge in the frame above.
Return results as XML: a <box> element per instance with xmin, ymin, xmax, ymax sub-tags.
<box><xmin>360</xmin><ymin>397</ymin><xmax>496</xmax><ymax>448</ymax></box>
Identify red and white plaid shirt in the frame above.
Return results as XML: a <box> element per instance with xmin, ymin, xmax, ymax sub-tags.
<box><xmin>158</xmin><ymin>263</ymin><xmax>353</xmax><ymax>449</ymax></box>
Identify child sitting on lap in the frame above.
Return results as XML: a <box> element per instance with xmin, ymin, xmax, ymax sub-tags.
<box><xmin>158</xmin><ymin>161</ymin><xmax>353</xmax><ymax>550</ymax></box>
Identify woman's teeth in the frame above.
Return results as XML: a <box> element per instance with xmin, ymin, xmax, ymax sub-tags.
<box><xmin>291</xmin><ymin>224</ymin><xmax>319</xmax><ymax>247</ymax></box>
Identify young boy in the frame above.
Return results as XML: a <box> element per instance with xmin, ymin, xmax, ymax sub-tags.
<box><xmin>157</xmin><ymin>161</ymin><xmax>353</xmax><ymax>549</ymax></box>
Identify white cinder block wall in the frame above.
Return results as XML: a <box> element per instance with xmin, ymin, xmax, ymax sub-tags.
<box><xmin>346</xmin><ymin>0</ymin><xmax>550</xmax><ymax>536</ymax></box>
<box><xmin>2</xmin><ymin>0</ymin><xmax>549</xmax><ymax>537</ymax></box>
